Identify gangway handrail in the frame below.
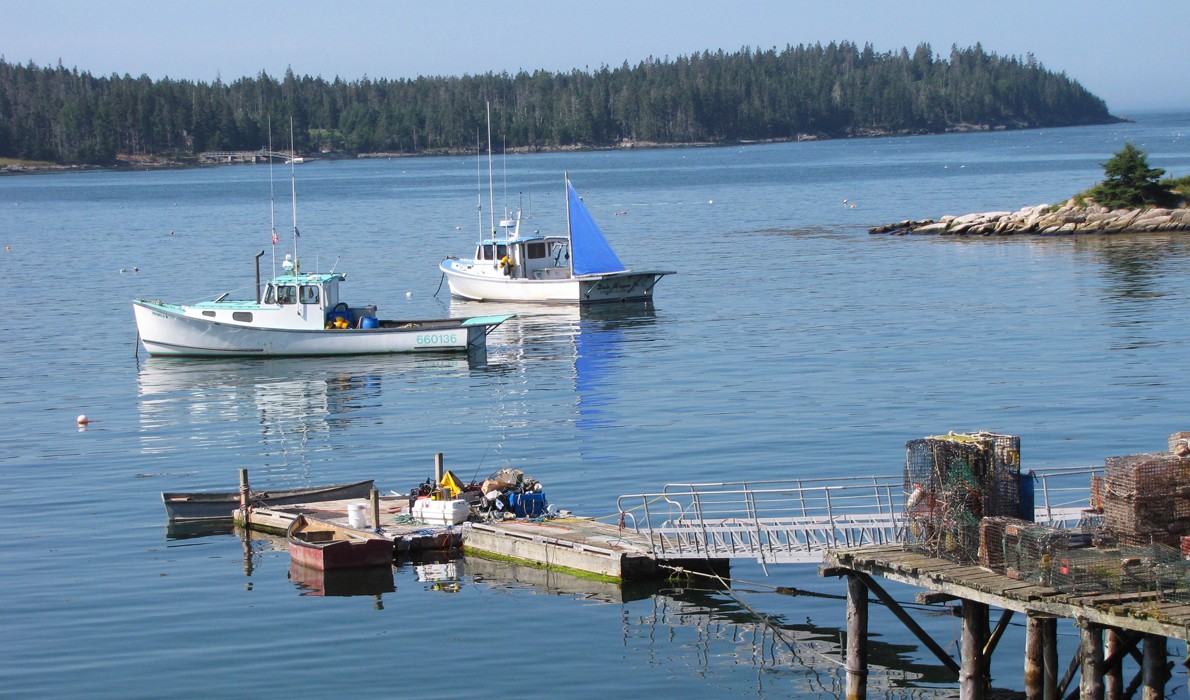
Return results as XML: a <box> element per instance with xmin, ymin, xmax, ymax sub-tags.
<box><xmin>616</xmin><ymin>465</ymin><xmax>1102</xmax><ymax>563</ymax></box>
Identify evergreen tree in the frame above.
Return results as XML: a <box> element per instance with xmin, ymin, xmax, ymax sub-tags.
<box><xmin>1089</xmin><ymin>143</ymin><xmax>1177</xmax><ymax>208</ymax></box>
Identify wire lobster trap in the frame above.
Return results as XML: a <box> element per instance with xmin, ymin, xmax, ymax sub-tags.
<box><xmin>1102</xmin><ymin>451</ymin><xmax>1190</xmax><ymax>547</ymax></box>
<box><xmin>904</xmin><ymin>432</ymin><xmax>1021</xmax><ymax>563</ymax></box>
<box><xmin>979</xmin><ymin>516</ymin><xmax>1070</xmax><ymax>585</ymax></box>
<box><xmin>1050</xmin><ymin>543</ymin><xmax>1190</xmax><ymax>599</ymax></box>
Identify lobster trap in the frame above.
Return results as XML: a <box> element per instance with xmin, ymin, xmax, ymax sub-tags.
<box><xmin>904</xmin><ymin>432</ymin><xmax>1021</xmax><ymax>563</ymax></box>
<box><xmin>979</xmin><ymin>516</ymin><xmax>1070</xmax><ymax>585</ymax></box>
<box><xmin>1102</xmin><ymin>452</ymin><xmax>1190</xmax><ymax>547</ymax></box>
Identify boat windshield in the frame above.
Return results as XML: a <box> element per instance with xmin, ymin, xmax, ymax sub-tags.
<box><xmin>264</xmin><ymin>284</ymin><xmax>298</xmax><ymax>305</ymax></box>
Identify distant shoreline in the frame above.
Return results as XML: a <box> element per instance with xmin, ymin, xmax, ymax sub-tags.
<box><xmin>1</xmin><ymin>119</ymin><xmax>1132</xmax><ymax>176</ymax></box>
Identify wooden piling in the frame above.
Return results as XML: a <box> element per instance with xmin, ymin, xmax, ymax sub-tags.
<box><xmin>434</xmin><ymin>452</ymin><xmax>444</xmax><ymax>492</ymax></box>
<box><xmin>845</xmin><ymin>574</ymin><xmax>869</xmax><ymax>700</ymax></box>
<box><xmin>369</xmin><ymin>488</ymin><xmax>380</xmax><ymax>531</ymax></box>
<box><xmin>1142</xmin><ymin>634</ymin><xmax>1168</xmax><ymax>700</ymax></box>
<box><xmin>1106</xmin><ymin>629</ymin><xmax>1124</xmax><ymax>700</ymax></box>
<box><xmin>1080</xmin><ymin>622</ymin><xmax>1105</xmax><ymax>700</ymax></box>
<box><xmin>238</xmin><ymin>468</ymin><xmax>250</xmax><ymax>524</ymax></box>
<box><xmin>1025</xmin><ymin>615</ymin><xmax>1044</xmax><ymax>700</ymax></box>
<box><xmin>961</xmin><ymin>601</ymin><xmax>989</xmax><ymax>700</ymax></box>
<box><xmin>1042</xmin><ymin>617</ymin><xmax>1058</xmax><ymax>700</ymax></box>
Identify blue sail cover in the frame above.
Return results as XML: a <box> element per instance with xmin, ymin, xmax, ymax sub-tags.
<box><xmin>568</xmin><ymin>182</ymin><xmax>626</xmax><ymax>275</ymax></box>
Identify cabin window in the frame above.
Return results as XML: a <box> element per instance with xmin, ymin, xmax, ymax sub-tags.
<box><xmin>526</xmin><ymin>242</ymin><xmax>546</xmax><ymax>259</ymax></box>
<box><xmin>481</xmin><ymin>244</ymin><xmax>494</xmax><ymax>260</ymax></box>
<box><xmin>300</xmin><ymin>285</ymin><xmax>320</xmax><ymax>304</ymax></box>
<box><xmin>202</xmin><ymin>310</ymin><xmax>216</xmax><ymax>317</ymax></box>
<box><xmin>263</xmin><ymin>285</ymin><xmax>276</xmax><ymax>304</ymax></box>
<box><xmin>276</xmin><ymin>286</ymin><xmax>297</xmax><ymax>304</ymax></box>
<box><xmin>495</xmin><ymin>244</ymin><xmax>508</xmax><ymax>259</ymax></box>
<box><xmin>232</xmin><ymin>312</ymin><xmax>253</xmax><ymax>322</ymax></box>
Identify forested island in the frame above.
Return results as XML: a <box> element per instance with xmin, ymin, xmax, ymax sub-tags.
<box><xmin>0</xmin><ymin>41</ymin><xmax>1119</xmax><ymax>168</ymax></box>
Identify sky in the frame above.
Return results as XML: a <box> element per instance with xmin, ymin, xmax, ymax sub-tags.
<box><xmin>3</xmin><ymin>0</ymin><xmax>1186</xmax><ymax>113</ymax></box>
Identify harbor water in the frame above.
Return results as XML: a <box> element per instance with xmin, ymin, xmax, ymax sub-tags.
<box><xmin>2</xmin><ymin>110</ymin><xmax>1189</xmax><ymax>698</ymax></box>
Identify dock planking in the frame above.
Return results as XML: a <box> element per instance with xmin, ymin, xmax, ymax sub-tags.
<box><xmin>823</xmin><ymin>544</ymin><xmax>1190</xmax><ymax>640</ymax></box>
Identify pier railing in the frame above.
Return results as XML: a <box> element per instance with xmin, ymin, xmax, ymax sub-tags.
<box><xmin>615</xmin><ymin>467</ymin><xmax>1101</xmax><ymax>564</ymax></box>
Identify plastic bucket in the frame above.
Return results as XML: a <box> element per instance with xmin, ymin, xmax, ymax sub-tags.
<box><xmin>347</xmin><ymin>503</ymin><xmax>367</xmax><ymax>528</ymax></box>
<box><xmin>360</xmin><ymin>316</ymin><xmax>380</xmax><ymax>329</ymax></box>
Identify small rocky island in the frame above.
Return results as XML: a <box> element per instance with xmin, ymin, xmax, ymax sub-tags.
<box><xmin>870</xmin><ymin>202</ymin><xmax>1190</xmax><ymax>236</ymax></box>
<box><xmin>871</xmin><ymin>143</ymin><xmax>1190</xmax><ymax>236</ymax></box>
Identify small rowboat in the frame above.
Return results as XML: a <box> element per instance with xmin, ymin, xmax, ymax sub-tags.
<box><xmin>287</xmin><ymin>515</ymin><xmax>394</xmax><ymax>570</ymax></box>
<box><xmin>162</xmin><ymin>479</ymin><xmax>375</xmax><ymax>522</ymax></box>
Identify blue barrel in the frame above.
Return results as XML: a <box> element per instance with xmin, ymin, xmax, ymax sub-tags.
<box><xmin>360</xmin><ymin>316</ymin><xmax>379</xmax><ymax>329</ymax></box>
<box><xmin>1018</xmin><ymin>470</ymin><xmax>1036</xmax><ymax>521</ymax></box>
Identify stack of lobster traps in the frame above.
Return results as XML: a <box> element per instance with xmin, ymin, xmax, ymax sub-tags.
<box><xmin>952</xmin><ymin>432</ymin><xmax>1190</xmax><ymax>603</ymax></box>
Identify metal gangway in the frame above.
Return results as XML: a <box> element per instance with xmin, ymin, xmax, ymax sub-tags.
<box><xmin>614</xmin><ymin>467</ymin><xmax>1100</xmax><ymax>565</ymax></box>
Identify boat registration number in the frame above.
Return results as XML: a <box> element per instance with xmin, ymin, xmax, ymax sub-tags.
<box><xmin>416</xmin><ymin>333</ymin><xmax>458</xmax><ymax>345</ymax></box>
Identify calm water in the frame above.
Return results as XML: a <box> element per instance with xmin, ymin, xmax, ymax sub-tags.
<box><xmin>3</xmin><ymin>111</ymin><xmax>1190</xmax><ymax>698</ymax></box>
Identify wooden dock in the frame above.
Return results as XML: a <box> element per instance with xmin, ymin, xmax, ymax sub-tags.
<box><xmin>822</xmin><ymin>544</ymin><xmax>1185</xmax><ymax>700</ymax></box>
<box><xmin>232</xmin><ymin>496</ymin><xmax>460</xmax><ymax>553</ymax></box>
<box><xmin>232</xmin><ymin>496</ymin><xmax>726</xmax><ymax>581</ymax></box>
<box><xmin>461</xmin><ymin>517</ymin><xmax>727</xmax><ymax>581</ymax></box>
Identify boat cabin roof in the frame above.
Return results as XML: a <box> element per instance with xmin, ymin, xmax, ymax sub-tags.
<box><xmin>474</xmin><ymin>234</ymin><xmax>566</xmax><ymax>246</ymax></box>
<box><xmin>267</xmin><ymin>272</ymin><xmax>346</xmax><ymax>285</ymax></box>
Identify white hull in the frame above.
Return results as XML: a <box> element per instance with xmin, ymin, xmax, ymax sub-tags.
<box><xmin>133</xmin><ymin>301</ymin><xmax>502</xmax><ymax>357</ymax></box>
<box><xmin>440</xmin><ymin>261</ymin><xmax>666</xmax><ymax>303</ymax></box>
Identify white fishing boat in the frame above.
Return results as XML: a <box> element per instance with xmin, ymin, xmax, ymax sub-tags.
<box><xmin>441</xmin><ymin>174</ymin><xmax>672</xmax><ymax>303</ymax></box>
<box><xmin>439</xmin><ymin>105</ymin><xmax>672</xmax><ymax>303</ymax></box>
<box><xmin>133</xmin><ymin>124</ymin><xmax>512</xmax><ymax>357</ymax></box>
<box><xmin>132</xmin><ymin>267</ymin><xmax>511</xmax><ymax>357</ymax></box>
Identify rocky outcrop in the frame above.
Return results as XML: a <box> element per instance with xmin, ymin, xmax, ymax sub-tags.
<box><xmin>870</xmin><ymin>202</ymin><xmax>1190</xmax><ymax>236</ymax></box>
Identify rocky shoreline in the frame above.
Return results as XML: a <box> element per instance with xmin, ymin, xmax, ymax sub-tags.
<box><xmin>870</xmin><ymin>201</ymin><xmax>1190</xmax><ymax>236</ymax></box>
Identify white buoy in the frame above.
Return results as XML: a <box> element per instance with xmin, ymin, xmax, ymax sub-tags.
<box><xmin>77</xmin><ymin>414</ymin><xmax>89</xmax><ymax>425</ymax></box>
<box><xmin>405</xmin><ymin>291</ymin><xmax>413</xmax><ymax>298</ymax></box>
<box><xmin>708</xmin><ymin>199</ymin><xmax>714</xmax><ymax>205</ymax></box>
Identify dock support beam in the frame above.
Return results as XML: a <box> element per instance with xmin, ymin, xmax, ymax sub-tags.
<box><xmin>1025</xmin><ymin>614</ymin><xmax>1058</xmax><ymax>700</ymax></box>
<box><xmin>961</xmin><ymin>600</ymin><xmax>989</xmax><ymax>700</ymax></box>
<box><xmin>845</xmin><ymin>574</ymin><xmax>868</xmax><ymax>700</ymax></box>
<box><xmin>1105</xmin><ymin>629</ymin><xmax>1124</xmax><ymax>700</ymax></box>
<box><xmin>1142</xmin><ymin>634</ymin><xmax>1168</xmax><ymax>700</ymax></box>
<box><xmin>1080</xmin><ymin>621</ymin><xmax>1105</xmax><ymax>700</ymax></box>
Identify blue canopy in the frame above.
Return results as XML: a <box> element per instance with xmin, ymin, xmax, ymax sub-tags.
<box><xmin>567</xmin><ymin>181</ymin><xmax>626</xmax><ymax>276</ymax></box>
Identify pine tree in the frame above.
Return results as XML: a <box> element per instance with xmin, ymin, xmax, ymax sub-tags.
<box><xmin>1090</xmin><ymin>142</ymin><xmax>1176</xmax><ymax>208</ymax></box>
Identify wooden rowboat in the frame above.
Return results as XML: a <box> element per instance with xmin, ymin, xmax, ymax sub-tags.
<box><xmin>287</xmin><ymin>515</ymin><xmax>393</xmax><ymax>570</ymax></box>
<box><xmin>162</xmin><ymin>479</ymin><xmax>375</xmax><ymax>522</ymax></box>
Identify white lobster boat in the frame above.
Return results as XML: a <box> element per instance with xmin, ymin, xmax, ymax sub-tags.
<box><xmin>133</xmin><ymin>260</ymin><xmax>511</xmax><ymax>357</ymax></box>
<box><xmin>441</xmin><ymin>172</ymin><xmax>673</xmax><ymax>304</ymax></box>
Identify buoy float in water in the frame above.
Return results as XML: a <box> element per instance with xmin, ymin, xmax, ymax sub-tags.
<box><xmin>77</xmin><ymin>414</ymin><xmax>89</xmax><ymax>425</ymax></box>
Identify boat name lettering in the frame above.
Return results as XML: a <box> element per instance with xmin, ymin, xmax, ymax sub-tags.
<box><xmin>416</xmin><ymin>333</ymin><xmax>458</xmax><ymax>345</ymax></box>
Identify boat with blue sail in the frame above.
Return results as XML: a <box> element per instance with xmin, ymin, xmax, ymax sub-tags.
<box><xmin>440</xmin><ymin>172</ymin><xmax>674</xmax><ymax>303</ymax></box>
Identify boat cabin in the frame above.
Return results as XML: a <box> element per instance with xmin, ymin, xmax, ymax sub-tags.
<box><xmin>471</xmin><ymin>213</ymin><xmax>573</xmax><ymax>281</ymax></box>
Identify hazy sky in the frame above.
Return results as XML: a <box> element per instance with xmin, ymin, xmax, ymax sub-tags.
<box><xmin>3</xmin><ymin>0</ymin><xmax>1185</xmax><ymax>113</ymax></box>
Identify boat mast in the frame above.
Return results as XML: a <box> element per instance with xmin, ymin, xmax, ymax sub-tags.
<box><xmin>289</xmin><ymin>116</ymin><xmax>300</xmax><ymax>272</ymax></box>
<box><xmin>268</xmin><ymin>120</ymin><xmax>277</xmax><ymax>288</ymax></box>
<box><xmin>564</xmin><ymin>171</ymin><xmax>574</xmax><ymax>276</ymax></box>
<box><xmin>487</xmin><ymin>101</ymin><xmax>495</xmax><ymax>239</ymax></box>
<box><xmin>476</xmin><ymin>127</ymin><xmax>483</xmax><ymax>242</ymax></box>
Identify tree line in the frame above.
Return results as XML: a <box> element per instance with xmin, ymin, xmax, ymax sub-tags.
<box><xmin>0</xmin><ymin>41</ymin><xmax>1116</xmax><ymax>165</ymax></box>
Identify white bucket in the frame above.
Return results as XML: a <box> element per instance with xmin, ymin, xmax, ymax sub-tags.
<box><xmin>347</xmin><ymin>503</ymin><xmax>367</xmax><ymax>529</ymax></box>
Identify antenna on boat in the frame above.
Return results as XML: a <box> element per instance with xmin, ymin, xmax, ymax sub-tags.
<box><xmin>289</xmin><ymin>116</ymin><xmax>300</xmax><ymax>272</ymax></box>
<box><xmin>268</xmin><ymin>119</ymin><xmax>277</xmax><ymax>288</ymax></box>
<box><xmin>564</xmin><ymin>171</ymin><xmax>574</xmax><ymax>276</ymax></box>
<box><xmin>486</xmin><ymin>101</ymin><xmax>495</xmax><ymax>238</ymax></box>
<box><xmin>476</xmin><ymin>127</ymin><xmax>483</xmax><ymax>241</ymax></box>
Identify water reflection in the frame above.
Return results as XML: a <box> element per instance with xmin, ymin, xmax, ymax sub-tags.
<box><xmin>458</xmin><ymin>557</ymin><xmax>957</xmax><ymax>697</ymax></box>
<box><xmin>450</xmin><ymin>299</ymin><xmax>658</xmax><ymax>428</ymax></box>
<box><xmin>135</xmin><ymin>354</ymin><xmax>478</xmax><ymax>478</ymax></box>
